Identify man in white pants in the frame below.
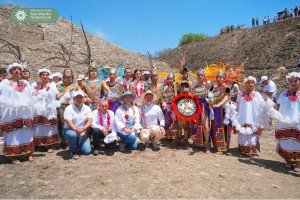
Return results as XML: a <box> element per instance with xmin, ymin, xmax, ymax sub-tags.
<box><xmin>139</xmin><ymin>90</ymin><xmax>165</xmax><ymax>151</ymax></box>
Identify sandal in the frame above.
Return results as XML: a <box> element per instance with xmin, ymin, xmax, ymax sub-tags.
<box><xmin>12</xmin><ymin>159</ymin><xmax>21</xmax><ymax>165</ymax></box>
<box><xmin>28</xmin><ymin>155</ymin><xmax>34</xmax><ymax>162</ymax></box>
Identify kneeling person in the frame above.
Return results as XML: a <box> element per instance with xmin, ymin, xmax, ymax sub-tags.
<box><xmin>64</xmin><ymin>91</ymin><xmax>93</xmax><ymax>159</ymax></box>
<box><xmin>115</xmin><ymin>91</ymin><xmax>141</xmax><ymax>152</ymax></box>
<box><xmin>140</xmin><ymin>90</ymin><xmax>165</xmax><ymax>150</ymax></box>
<box><xmin>92</xmin><ymin>98</ymin><xmax>118</xmax><ymax>155</ymax></box>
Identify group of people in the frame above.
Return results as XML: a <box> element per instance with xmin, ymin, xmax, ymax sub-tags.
<box><xmin>0</xmin><ymin>62</ymin><xmax>299</xmax><ymax>173</ymax></box>
<box><xmin>252</xmin><ymin>6</ymin><xmax>300</xmax><ymax>27</ymax></box>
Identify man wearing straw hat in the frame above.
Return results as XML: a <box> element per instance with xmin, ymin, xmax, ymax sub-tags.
<box><xmin>139</xmin><ymin>90</ymin><xmax>165</xmax><ymax>150</ymax></box>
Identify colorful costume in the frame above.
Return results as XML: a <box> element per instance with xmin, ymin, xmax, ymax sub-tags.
<box><xmin>191</xmin><ymin>83</ymin><xmax>211</xmax><ymax>149</ymax></box>
<box><xmin>210</xmin><ymin>85</ymin><xmax>231</xmax><ymax>152</ymax></box>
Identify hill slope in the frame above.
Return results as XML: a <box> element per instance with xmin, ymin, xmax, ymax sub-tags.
<box><xmin>0</xmin><ymin>5</ymin><xmax>167</xmax><ymax>75</ymax></box>
<box><xmin>158</xmin><ymin>17</ymin><xmax>300</xmax><ymax>87</ymax></box>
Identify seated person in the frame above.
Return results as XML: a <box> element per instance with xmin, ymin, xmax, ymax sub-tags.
<box><xmin>64</xmin><ymin>91</ymin><xmax>93</xmax><ymax>159</ymax></box>
<box><xmin>115</xmin><ymin>91</ymin><xmax>141</xmax><ymax>152</ymax></box>
<box><xmin>91</xmin><ymin>98</ymin><xmax>118</xmax><ymax>155</ymax></box>
<box><xmin>139</xmin><ymin>90</ymin><xmax>165</xmax><ymax>150</ymax></box>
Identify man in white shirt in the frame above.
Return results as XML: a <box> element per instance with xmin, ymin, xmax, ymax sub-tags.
<box><xmin>139</xmin><ymin>90</ymin><xmax>165</xmax><ymax>150</ymax></box>
<box><xmin>64</xmin><ymin>90</ymin><xmax>93</xmax><ymax>159</ymax></box>
<box><xmin>115</xmin><ymin>91</ymin><xmax>141</xmax><ymax>152</ymax></box>
<box><xmin>259</xmin><ymin>76</ymin><xmax>277</xmax><ymax>100</ymax></box>
<box><xmin>91</xmin><ymin>98</ymin><xmax>118</xmax><ymax>156</ymax></box>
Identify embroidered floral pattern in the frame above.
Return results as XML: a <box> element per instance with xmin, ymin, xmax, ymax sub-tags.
<box><xmin>286</xmin><ymin>91</ymin><xmax>299</xmax><ymax>102</ymax></box>
<box><xmin>33</xmin><ymin>116</ymin><xmax>58</xmax><ymax>126</ymax></box>
<box><xmin>4</xmin><ymin>141</ymin><xmax>35</xmax><ymax>156</ymax></box>
<box><xmin>9</xmin><ymin>80</ymin><xmax>26</xmax><ymax>92</ymax></box>
<box><xmin>0</xmin><ymin>118</ymin><xmax>33</xmax><ymax>134</ymax></box>
<box><xmin>34</xmin><ymin>134</ymin><xmax>59</xmax><ymax>146</ymax></box>
<box><xmin>241</xmin><ymin>92</ymin><xmax>255</xmax><ymax>102</ymax></box>
<box><xmin>98</xmin><ymin>109</ymin><xmax>111</xmax><ymax>130</ymax></box>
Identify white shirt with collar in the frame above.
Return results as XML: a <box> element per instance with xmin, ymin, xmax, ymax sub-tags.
<box><xmin>64</xmin><ymin>104</ymin><xmax>93</xmax><ymax>128</ymax></box>
<box><xmin>264</xmin><ymin>80</ymin><xmax>277</xmax><ymax>99</ymax></box>
<box><xmin>140</xmin><ymin>103</ymin><xmax>165</xmax><ymax>129</ymax></box>
<box><xmin>115</xmin><ymin>104</ymin><xmax>141</xmax><ymax>135</ymax></box>
<box><xmin>92</xmin><ymin>109</ymin><xmax>116</xmax><ymax>131</ymax></box>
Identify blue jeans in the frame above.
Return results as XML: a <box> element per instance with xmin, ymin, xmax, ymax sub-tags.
<box><xmin>117</xmin><ymin>133</ymin><xmax>137</xmax><ymax>150</ymax></box>
<box><xmin>65</xmin><ymin>128</ymin><xmax>91</xmax><ymax>155</ymax></box>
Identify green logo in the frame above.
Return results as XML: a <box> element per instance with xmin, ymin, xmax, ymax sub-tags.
<box><xmin>11</xmin><ymin>8</ymin><xmax>59</xmax><ymax>23</ymax></box>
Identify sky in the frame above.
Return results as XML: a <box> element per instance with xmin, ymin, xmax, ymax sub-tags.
<box><xmin>1</xmin><ymin>0</ymin><xmax>299</xmax><ymax>55</ymax></box>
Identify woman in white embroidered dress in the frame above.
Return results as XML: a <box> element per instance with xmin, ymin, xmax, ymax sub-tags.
<box><xmin>232</xmin><ymin>76</ymin><xmax>266</xmax><ymax>156</ymax></box>
<box><xmin>274</xmin><ymin>72</ymin><xmax>300</xmax><ymax>172</ymax></box>
<box><xmin>0</xmin><ymin>63</ymin><xmax>34</xmax><ymax>164</ymax></box>
<box><xmin>31</xmin><ymin>68</ymin><xmax>60</xmax><ymax>153</ymax></box>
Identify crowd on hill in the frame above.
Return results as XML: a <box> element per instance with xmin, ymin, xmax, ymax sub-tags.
<box><xmin>252</xmin><ymin>6</ymin><xmax>300</xmax><ymax>27</ymax></box>
<box><xmin>220</xmin><ymin>6</ymin><xmax>300</xmax><ymax>34</ymax></box>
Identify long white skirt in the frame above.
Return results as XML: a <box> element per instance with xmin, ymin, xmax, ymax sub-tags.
<box><xmin>34</xmin><ymin>124</ymin><xmax>59</xmax><ymax>147</ymax></box>
<box><xmin>238</xmin><ymin>133</ymin><xmax>259</xmax><ymax>155</ymax></box>
<box><xmin>4</xmin><ymin>128</ymin><xmax>34</xmax><ymax>157</ymax></box>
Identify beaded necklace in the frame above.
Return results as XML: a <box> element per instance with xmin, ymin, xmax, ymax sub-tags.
<box><xmin>98</xmin><ymin>109</ymin><xmax>111</xmax><ymax>129</ymax></box>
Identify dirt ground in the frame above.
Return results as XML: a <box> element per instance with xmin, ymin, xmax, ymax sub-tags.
<box><xmin>1</xmin><ymin>129</ymin><xmax>299</xmax><ymax>199</ymax></box>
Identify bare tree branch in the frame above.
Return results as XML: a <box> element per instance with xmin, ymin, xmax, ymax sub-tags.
<box><xmin>80</xmin><ymin>21</ymin><xmax>92</xmax><ymax>65</ymax></box>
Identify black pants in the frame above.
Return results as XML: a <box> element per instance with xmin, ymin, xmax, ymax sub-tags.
<box><xmin>92</xmin><ymin>128</ymin><xmax>115</xmax><ymax>150</ymax></box>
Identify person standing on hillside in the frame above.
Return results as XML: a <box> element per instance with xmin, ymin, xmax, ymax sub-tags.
<box><xmin>255</xmin><ymin>18</ymin><xmax>259</xmax><ymax>26</ymax></box>
<box><xmin>252</xmin><ymin>18</ymin><xmax>255</xmax><ymax>27</ymax></box>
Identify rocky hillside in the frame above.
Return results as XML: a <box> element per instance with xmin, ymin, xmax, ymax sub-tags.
<box><xmin>158</xmin><ymin>17</ymin><xmax>300</xmax><ymax>88</ymax></box>
<box><xmin>0</xmin><ymin>5</ymin><xmax>168</xmax><ymax>76</ymax></box>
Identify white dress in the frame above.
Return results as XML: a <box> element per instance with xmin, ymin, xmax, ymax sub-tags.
<box><xmin>31</xmin><ymin>82</ymin><xmax>60</xmax><ymax>147</ymax></box>
<box><xmin>275</xmin><ymin>90</ymin><xmax>300</xmax><ymax>162</ymax></box>
<box><xmin>0</xmin><ymin>79</ymin><xmax>34</xmax><ymax>156</ymax></box>
<box><xmin>235</xmin><ymin>91</ymin><xmax>266</xmax><ymax>155</ymax></box>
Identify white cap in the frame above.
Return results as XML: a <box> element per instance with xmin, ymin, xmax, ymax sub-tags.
<box><xmin>7</xmin><ymin>63</ymin><xmax>24</xmax><ymax>75</ymax></box>
<box><xmin>52</xmin><ymin>72</ymin><xmax>63</xmax><ymax>79</ymax></box>
<box><xmin>76</xmin><ymin>74</ymin><xmax>86</xmax><ymax>81</ymax></box>
<box><xmin>259</xmin><ymin>76</ymin><xmax>268</xmax><ymax>83</ymax></box>
<box><xmin>109</xmin><ymin>68</ymin><xmax>116</xmax><ymax>74</ymax></box>
<box><xmin>37</xmin><ymin>68</ymin><xmax>51</xmax><ymax>76</ymax></box>
<box><xmin>73</xmin><ymin>90</ymin><xmax>85</xmax><ymax>98</ymax></box>
<box><xmin>143</xmin><ymin>70</ymin><xmax>150</xmax><ymax>75</ymax></box>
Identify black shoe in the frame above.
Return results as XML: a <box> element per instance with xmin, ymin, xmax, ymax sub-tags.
<box><xmin>93</xmin><ymin>150</ymin><xmax>100</xmax><ymax>156</ymax></box>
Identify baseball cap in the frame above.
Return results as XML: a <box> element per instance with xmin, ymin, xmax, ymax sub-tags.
<box><xmin>73</xmin><ymin>90</ymin><xmax>85</xmax><ymax>97</ymax></box>
<box><xmin>259</xmin><ymin>76</ymin><xmax>268</xmax><ymax>83</ymax></box>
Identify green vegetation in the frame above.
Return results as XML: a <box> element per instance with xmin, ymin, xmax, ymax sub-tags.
<box><xmin>179</xmin><ymin>33</ymin><xmax>209</xmax><ymax>46</ymax></box>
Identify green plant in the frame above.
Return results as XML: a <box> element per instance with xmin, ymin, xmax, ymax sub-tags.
<box><xmin>179</xmin><ymin>33</ymin><xmax>209</xmax><ymax>46</ymax></box>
